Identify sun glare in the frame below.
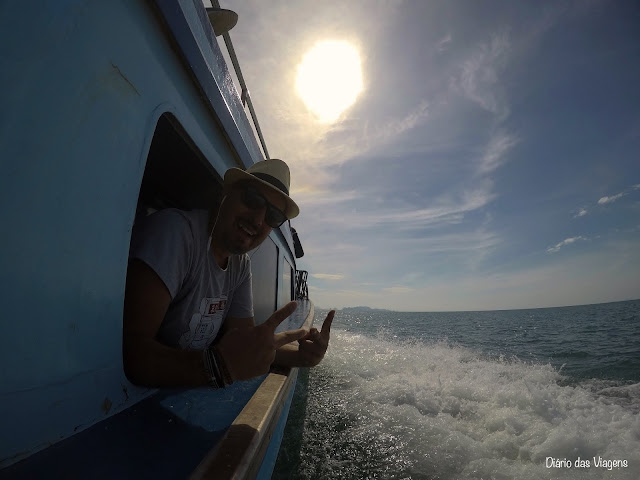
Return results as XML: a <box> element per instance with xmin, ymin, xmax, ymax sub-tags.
<box><xmin>296</xmin><ymin>40</ymin><xmax>363</xmax><ymax>123</ymax></box>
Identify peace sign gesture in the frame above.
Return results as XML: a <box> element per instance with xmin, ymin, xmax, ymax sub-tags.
<box><xmin>216</xmin><ymin>301</ymin><xmax>307</xmax><ymax>381</ymax></box>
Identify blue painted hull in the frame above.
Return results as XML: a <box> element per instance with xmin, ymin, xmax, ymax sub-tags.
<box><xmin>0</xmin><ymin>0</ymin><xmax>306</xmax><ymax>476</ymax></box>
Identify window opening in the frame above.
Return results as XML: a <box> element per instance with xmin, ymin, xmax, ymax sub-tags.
<box><xmin>134</xmin><ymin>113</ymin><xmax>223</xmax><ymax>222</ymax></box>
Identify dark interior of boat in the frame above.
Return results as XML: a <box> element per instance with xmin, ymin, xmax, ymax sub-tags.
<box><xmin>135</xmin><ymin>113</ymin><xmax>223</xmax><ymax>220</ymax></box>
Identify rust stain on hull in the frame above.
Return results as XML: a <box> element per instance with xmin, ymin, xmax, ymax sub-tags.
<box><xmin>110</xmin><ymin>62</ymin><xmax>140</xmax><ymax>96</ymax></box>
<box><xmin>101</xmin><ymin>397</ymin><xmax>112</xmax><ymax>415</ymax></box>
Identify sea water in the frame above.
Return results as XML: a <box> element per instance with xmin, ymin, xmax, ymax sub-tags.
<box><xmin>273</xmin><ymin>299</ymin><xmax>640</xmax><ymax>479</ymax></box>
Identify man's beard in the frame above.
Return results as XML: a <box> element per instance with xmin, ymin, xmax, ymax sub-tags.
<box><xmin>222</xmin><ymin>229</ymin><xmax>254</xmax><ymax>255</ymax></box>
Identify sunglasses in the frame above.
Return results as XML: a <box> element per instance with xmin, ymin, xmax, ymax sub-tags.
<box><xmin>241</xmin><ymin>185</ymin><xmax>288</xmax><ymax>228</ymax></box>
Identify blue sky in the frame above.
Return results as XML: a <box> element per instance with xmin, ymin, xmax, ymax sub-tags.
<box><xmin>217</xmin><ymin>0</ymin><xmax>640</xmax><ymax>311</ymax></box>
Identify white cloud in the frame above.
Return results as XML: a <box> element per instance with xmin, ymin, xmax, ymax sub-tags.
<box><xmin>478</xmin><ymin>130</ymin><xmax>519</xmax><ymax>174</ymax></box>
<box><xmin>399</xmin><ymin>229</ymin><xmax>501</xmax><ymax>254</ymax></box>
<box><xmin>292</xmin><ymin>188</ymin><xmax>358</xmax><ymax>205</ymax></box>
<box><xmin>302</xmin><ymin>242</ymin><xmax>365</xmax><ymax>259</ymax></box>
<box><xmin>399</xmin><ymin>272</ymin><xmax>424</xmax><ymax>284</ymax></box>
<box><xmin>598</xmin><ymin>193</ymin><xmax>625</xmax><ymax>205</ymax></box>
<box><xmin>596</xmin><ymin>183</ymin><xmax>640</xmax><ymax>206</ymax></box>
<box><xmin>311</xmin><ymin>273</ymin><xmax>345</xmax><ymax>280</ymax></box>
<box><xmin>570</xmin><ymin>183</ymin><xmax>639</xmax><ymax>219</ymax></box>
<box><xmin>547</xmin><ymin>236</ymin><xmax>587</xmax><ymax>254</ymax></box>
<box><xmin>455</xmin><ymin>31</ymin><xmax>511</xmax><ymax>119</ymax></box>
<box><xmin>378</xmin><ymin>242</ymin><xmax>640</xmax><ymax>311</ymax></box>
<box><xmin>398</xmin><ymin>229</ymin><xmax>502</xmax><ymax>273</ymax></box>
<box><xmin>312</xmin><ymin>182</ymin><xmax>495</xmax><ymax>231</ymax></box>
<box><xmin>302</xmin><ymin>228</ymin><xmax>503</xmax><ymax>300</ymax></box>
<box><xmin>284</xmin><ymin>100</ymin><xmax>431</xmax><ymax>196</ymax></box>
<box><xmin>313</xmin><ymin>241</ymin><xmax>640</xmax><ymax>311</ymax></box>
<box><xmin>386</xmin><ymin>101</ymin><xmax>430</xmax><ymax>137</ymax></box>
<box><xmin>382</xmin><ymin>286</ymin><xmax>416</xmax><ymax>294</ymax></box>
<box><xmin>436</xmin><ymin>33</ymin><xmax>452</xmax><ymax>52</ymax></box>
<box><xmin>321</xmin><ymin>100</ymin><xmax>430</xmax><ymax>161</ymax></box>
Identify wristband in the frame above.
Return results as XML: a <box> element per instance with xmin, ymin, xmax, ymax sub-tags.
<box><xmin>212</xmin><ymin>345</ymin><xmax>233</xmax><ymax>386</ymax></box>
<box><xmin>203</xmin><ymin>347</ymin><xmax>224</xmax><ymax>389</ymax></box>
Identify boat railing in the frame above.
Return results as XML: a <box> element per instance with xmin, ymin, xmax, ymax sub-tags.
<box><xmin>209</xmin><ymin>0</ymin><xmax>271</xmax><ymax>161</ymax></box>
<box><xmin>295</xmin><ymin>270</ymin><xmax>309</xmax><ymax>299</ymax></box>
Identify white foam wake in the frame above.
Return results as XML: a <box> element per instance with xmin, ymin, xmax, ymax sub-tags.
<box><xmin>298</xmin><ymin>329</ymin><xmax>640</xmax><ymax>479</ymax></box>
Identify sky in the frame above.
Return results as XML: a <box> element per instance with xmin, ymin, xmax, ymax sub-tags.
<box><xmin>214</xmin><ymin>0</ymin><xmax>640</xmax><ymax>311</ymax></box>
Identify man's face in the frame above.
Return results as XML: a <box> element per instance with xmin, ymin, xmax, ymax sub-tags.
<box><xmin>216</xmin><ymin>181</ymin><xmax>288</xmax><ymax>255</ymax></box>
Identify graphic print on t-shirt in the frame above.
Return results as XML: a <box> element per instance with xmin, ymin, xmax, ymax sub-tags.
<box><xmin>179</xmin><ymin>295</ymin><xmax>228</xmax><ymax>349</ymax></box>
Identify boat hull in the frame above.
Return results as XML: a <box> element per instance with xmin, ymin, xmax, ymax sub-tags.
<box><xmin>0</xmin><ymin>0</ymin><xmax>308</xmax><ymax>476</ymax></box>
<box><xmin>0</xmin><ymin>301</ymin><xmax>314</xmax><ymax>479</ymax></box>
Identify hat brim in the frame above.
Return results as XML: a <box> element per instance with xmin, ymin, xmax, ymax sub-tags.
<box><xmin>224</xmin><ymin>168</ymin><xmax>300</xmax><ymax>220</ymax></box>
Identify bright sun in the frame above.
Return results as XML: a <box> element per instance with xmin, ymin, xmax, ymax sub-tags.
<box><xmin>296</xmin><ymin>40</ymin><xmax>363</xmax><ymax>123</ymax></box>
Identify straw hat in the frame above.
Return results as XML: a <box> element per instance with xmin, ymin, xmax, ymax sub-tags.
<box><xmin>224</xmin><ymin>159</ymin><xmax>300</xmax><ymax>219</ymax></box>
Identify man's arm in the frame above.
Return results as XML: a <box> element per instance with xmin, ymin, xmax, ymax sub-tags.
<box><xmin>124</xmin><ymin>262</ymin><xmax>309</xmax><ymax>388</ymax></box>
<box><xmin>220</xmin><ymin>316</ymin><xmax>255</xmax><ymax>332</ymax></box>
<box><xmin>123</xmin><ymin>259</ymin><xmax>209</xmax><ymax>387</ymax></box>
<box><xmin>124</xmin><ymin>262</ymin><xmax>308</xmax><ymax>387</ymax></box>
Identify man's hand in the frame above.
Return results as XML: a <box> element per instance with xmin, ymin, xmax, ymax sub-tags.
<box><xmin>297</xmin><ymin>310</ymin><xmax>335</xmax><ymax>367</ymax></box>
<box><xmin>216</xmin><ymin>301</ymin><xmax>307</xmax><ymax>381</ymax></box>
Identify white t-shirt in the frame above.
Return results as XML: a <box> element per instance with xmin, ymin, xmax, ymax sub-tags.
<box><xmin>129</xmin><ymin>209</ymin><xmax>253</xmax><ymax>350</ymax></box>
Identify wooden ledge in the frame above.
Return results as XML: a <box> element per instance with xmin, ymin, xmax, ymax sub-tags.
<box><xmin>190</xmin><ymin>301</ymin><xmax>314</xmax><ymax>480</ymax></box>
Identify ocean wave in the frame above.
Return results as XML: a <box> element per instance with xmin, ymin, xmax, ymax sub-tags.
<box><xmin>288</xmin><ymin>329</ymin><xmax>640</xmax><ymax>480</ymax></box>
<box><xmin>550</xmin><ymin>350</ymin><xmax>591</xmax><ymax>359</ymax></box>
